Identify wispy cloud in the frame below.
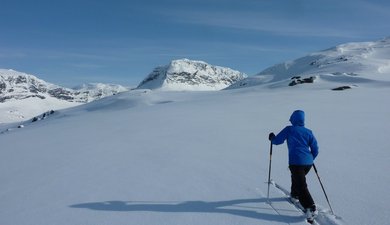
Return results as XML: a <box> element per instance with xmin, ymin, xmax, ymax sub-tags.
<box><xmin>65</xmin><ymin>62</ymin><xmax>106</xmax><ymax>69</ymax></box>
<box><xmin>0</xmin><ymin>52</ymin><xmax>27</xmax><ymax>59</ymax></box>
<box><xmin>157</xmin><ymin>0</ymin><xmax>390</xmax><ymax>40</ymax></box>
<box><xmin>357</xmin><ymin>0</ymin><xmax>390</xmax><ymax>16</ymax></box>
<box><xmin>160</xmin><ymin>9</ymin><xmax>359</xmax><ymax>39</ymax></box>
<box><xmin>43</xmin><ymin>51</ymin><xmax>128</xmax><ymax>62</ymax></box>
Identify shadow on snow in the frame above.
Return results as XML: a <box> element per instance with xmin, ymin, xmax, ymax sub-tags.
<box><xmin>70</xmin><ymin>197</ymin><xmax>303</xmax><ymax>223</ymax></box>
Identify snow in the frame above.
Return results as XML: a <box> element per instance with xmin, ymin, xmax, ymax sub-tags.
<box><xmin>137</xmin><ymin>59</ymin><xmax>247</xmax><ymax>91</ymax></box>
<box><xmin>0</xmin><ymin>96</ymin><xmax>81</xmax><ymax>124</ymax></box>
<box><xmin>1</xmin><ymin>38</ymin><xmax>390</xmax><ymax>225</ymax></box>
<box><xmin>228</xmin><ymin>37</ymin><xmax>390</xmax><ymax>89</ymax></box>
<box><xmin>1</xmin><ymin>84</ymin><xmax>389</xmax><ymax>225</ymax></box>
<box><xmin>0</xmin><ymin>69</ymin><xmax>129</xmax><ymax>124</ymax></box>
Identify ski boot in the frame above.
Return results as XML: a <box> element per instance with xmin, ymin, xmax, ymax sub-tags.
<box><xmin>305</xmin><ymin>205</ymin><xmax>318</xmax><ymax>224</ymax></box>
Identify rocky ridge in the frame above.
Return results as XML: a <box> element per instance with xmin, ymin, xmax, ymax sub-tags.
<box><xmin>137</xmin><ymin>59</ymin><xmax>247</xmax><ymax>91</ymax></box>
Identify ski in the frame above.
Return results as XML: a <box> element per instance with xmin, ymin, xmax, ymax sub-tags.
<box><xmin>269</xmin><ymin>180</ymin><xmax>318</xmax><ymax>224</ymax></box>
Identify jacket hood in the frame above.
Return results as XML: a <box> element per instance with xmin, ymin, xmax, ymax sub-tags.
<box><xmin>289</xmin><ymin>110</ymin><xmax>305</xmax><ymax>126</ymax></box>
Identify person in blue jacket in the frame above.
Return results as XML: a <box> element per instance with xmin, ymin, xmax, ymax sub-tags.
<box><xmin>268</xmin><ymin>110</ymin><xmax>319</xmax><ymax>218</ymax></box>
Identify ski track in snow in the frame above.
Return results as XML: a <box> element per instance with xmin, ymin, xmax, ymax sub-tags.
<box><xmin>269</xmin><ymin>180</ymin><xmax>345</xmax><ymax>225</ymax></box>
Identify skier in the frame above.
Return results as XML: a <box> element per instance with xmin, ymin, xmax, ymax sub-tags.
<box><xmin>268</xmin><ymin>110</ymin><xmax>319</xmax><ymax>222</ymax></box>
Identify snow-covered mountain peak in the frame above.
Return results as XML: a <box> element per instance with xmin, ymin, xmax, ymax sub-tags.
<box><xmin>0</xmin><ymin>69</ymin><xmax>129</xmax><ymax>104</ymax></box>
<box><xmin>1</xmin><ymin>69</ymin><xmax>55</xmax><ymax>85</ymax></box>
<box><xmin>137</xmin><ymin>58</ymin><xmax>247</xmax><ymax>91</ymax></box>
<box><xmin>72</xmin><ymin>83</ymin><xmax>129</xmax><ymax>102</ymax></box>
<box><xmin>0</xmin><ymin>69</ymin><xmax>37</xmax><ymax>78</ymax></box>
<box><xmin>0</xmin><ymin>69</ymin><xmax>129</xmax><ymax>123</ymax></box>
<box><xmin>0</xmin><ymin>69</ymin><xmax>55</xmax><ymax>89</ymax></box>
<box><xmin>0</xmin><ymin>69</ymin><xmax>61</xmax><ymax>101</ymax></box>
<box><xmin>228</xmin><ymin>38</ymin><xmax>390</xmax><ymax>90</ymax></box>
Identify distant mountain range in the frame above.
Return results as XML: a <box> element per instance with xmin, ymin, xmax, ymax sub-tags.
<box><xmin>0</xmin><ymin>69</ymin><xmax>128</xmax><ymax>103</ymax></box>
<box><xmin>2</xmin><ymin>37</ymin><xmax>389</xmax><ymax>123</ymax></box>
<box><xmin>0</xmin><ymin>69</ymin><xmax>128</xmax><ymax>123</ymax></box>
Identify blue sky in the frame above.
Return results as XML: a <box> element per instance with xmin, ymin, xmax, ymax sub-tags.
<box><xmin>1</xmin><ymin>0</ymin><xmax>389</xmax><ymax>87</ymax></box>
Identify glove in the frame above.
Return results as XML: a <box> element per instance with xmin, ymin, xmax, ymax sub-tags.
<box><xmin>268</xmin><ymin>132</ymin><xmax>275</xmax><ymax>141</ymax></box>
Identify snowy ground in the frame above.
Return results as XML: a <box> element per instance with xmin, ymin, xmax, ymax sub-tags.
<box><xmin>0</xmin><ymin>97</ymin><xmax>81</xmax><ymax>124</ymax></box>
<box><xmin>1</xmin><ymin>82</ymin><xmax>389</xmax><ymax>225</ymax></box>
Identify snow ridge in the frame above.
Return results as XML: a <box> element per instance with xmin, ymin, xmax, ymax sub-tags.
<box><xmin>0</xmin><ymin>69</ymin><xmax>129</xmax><ymax>123</ymax></box>
<box><xmin>228</xmin><ymin>37</ymin><xmax>390</xmax><ymax>89</ymax></box>
<box><xmin>137</xmin><ymin>59</ymin><xmax>247</xmax><ymax>91</ymax></box>
<box><xmin>0</xmin><ymin>69</ymin><xmax>128</xmax><ymax>103</ymax></box>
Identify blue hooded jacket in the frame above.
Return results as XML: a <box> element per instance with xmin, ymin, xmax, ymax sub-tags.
<box><xmin>272</xmin><ymin>110</ymin><xmax>319</xmax><ymax>165</ymax></box>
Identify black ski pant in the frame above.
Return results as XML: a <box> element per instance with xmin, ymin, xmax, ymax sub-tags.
<box><xmin>289</xmin><ymin>165</ymin><xmax>315</xmax><ymax>209</ymax></box>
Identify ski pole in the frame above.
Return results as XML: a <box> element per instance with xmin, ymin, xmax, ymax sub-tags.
<box><xmin>267</xmin><ymin>140</ymin><xmax>273</xmax><ymax>200</ymax></box>
<box><xmin>313</xmin><ymin>163</ymin><xmax>334</xmax><ymax>215</ymax></box>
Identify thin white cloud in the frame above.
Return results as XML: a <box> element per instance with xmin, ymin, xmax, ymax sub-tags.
<box><xmin>357</xmin><ymin>0</ymin><xmax>390</xmax><ymax>16</ymax></box>
<box><xmin>0</xmin><ymin>52</ymin><xmax>27</xmax><ymax>59</ymax></box>
<box><xmin>43</xmin><ymin>51</ymin><xmax>127</xmax><ymax>62</ymax></box>
<box><xmin>163</xmin><ymin>10</ymin><xmax>358</xmax><ymax>38</ymax></box>
<box><xmin>195</xmin><ymin>13</ymin><xmax>355</xmax><ymax>37</ymax></box>
<box><xmin>65</xmin><ymin>62</ymin><xmax>106</xmax><ymax>69</ymax></box>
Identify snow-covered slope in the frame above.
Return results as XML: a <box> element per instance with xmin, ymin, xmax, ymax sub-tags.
<box><xmin>1</xmin><ymin>83</ymin><xmax>389</xmax><ymax>225</ymax></box>
<box><xmin>0</xmin><ymin>69</ymin><xmax>128</xmax><ymax>123</ymax></box>
<box><xmin>137</xmin><ymin>59</ymin><xmax>247</xmax><ymax>91</ymax></box>
<box><xmin>228</xmin><ymin>37</ymin><xmax>390</xmax><ymax>90</ymax></box>
<box><xmin>1</xmin><ymin>38</ymin><xmax>390</xmax><ymax>225</ymax></box>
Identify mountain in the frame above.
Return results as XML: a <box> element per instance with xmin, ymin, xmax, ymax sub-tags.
<box><xmin>228</xmin><ymin>37</ymin><xmax>390</xmax><ymax>90</ymax></box>
<box><xmin>137</xmin><ymin>58</ymin><xmax>247</xmax><ymax>91</ymax></box>
<box><xmin>0</xmin><ymin>69</ymin><xmax>128</xmax><ymax>123</ymax></box>
<box><xmin>1</xmin><ymin>38</ymin><xmax>390</xmax><ymax>225</ymax></box>
<box><xmin>1</xmin><ymin>75</ymin><xmax>389</xmax><ymax>225</ymax></box>
<box><xmin>72</xmin><ymin>83</ymin><xmax>129</xmax><ymax>103</ymax></box>
<box><xmin>0</xmin><ymin>69</ymin><xmax>128</xmax><ymax>103</ymax></box>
